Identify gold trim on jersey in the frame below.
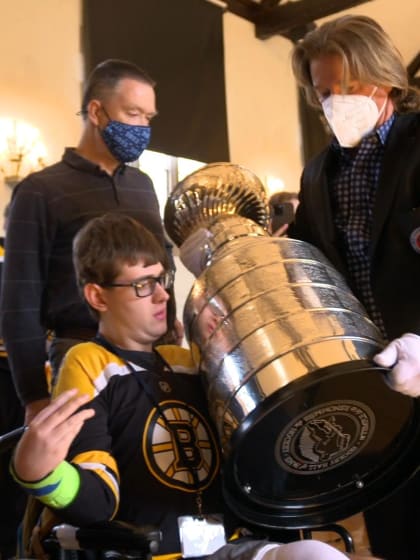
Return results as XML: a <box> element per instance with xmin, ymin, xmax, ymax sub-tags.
<box><xmin>71</xmin><ymin>450</ymin><xmax>120</xmax><ymax>517</ymax></box>
<box><xmin>153</xmin><ymin>554</ymin><xmax>182</xmax><ymax>560</ymax></box>
<box><xmin>55</xmin><ymin>343</ymin><xmax>198</xmax><ymax>400</ymax></box>
<box><xmin>156</xmin><ymin>345</ymin><xmax>197</xmax><ymax>374</ymax></box>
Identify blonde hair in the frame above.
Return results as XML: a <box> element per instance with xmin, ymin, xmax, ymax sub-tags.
<box><xmin>291</xmin><ymin>15</ymin><xmax>420</xmax><ymax>112</ymax></box>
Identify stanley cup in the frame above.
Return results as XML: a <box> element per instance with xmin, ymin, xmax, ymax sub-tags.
<box><xmin>164</xmin><ymin>162</ymin><xmax>420</xmax><ymax>529</ymax></box>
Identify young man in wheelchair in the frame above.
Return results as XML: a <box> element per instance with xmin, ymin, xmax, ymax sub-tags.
<box><xmin>11</xmin><ymin>213</ymin><xmax>380</xmax><ymax>560</ymax></box>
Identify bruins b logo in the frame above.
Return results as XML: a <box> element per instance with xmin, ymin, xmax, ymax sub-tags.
<box><xmin>143</xmin><ymin>400</ymin><xmax>220</xmax><ymax>492</ymax></box>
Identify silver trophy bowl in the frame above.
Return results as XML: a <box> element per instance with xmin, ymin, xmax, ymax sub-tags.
<box><xmin>164</xmin><ymin>162</ymin><xmax>420</xmax><ymax>529</ymax></box>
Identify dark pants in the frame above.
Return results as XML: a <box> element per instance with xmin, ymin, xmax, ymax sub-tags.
<box><xmin>0</xmin><ymin>358</ymin><xmax>26</xmax><ymax>558</ymax></box>
<box><xmin>364</xmin><ymin>472</ymin><xmax>420</xmax><ymax>560</ymax></box>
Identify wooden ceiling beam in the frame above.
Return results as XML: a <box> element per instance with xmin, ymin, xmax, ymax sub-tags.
<box><xmin>225</xmin><ymin>0</ymin><xmax>260</xmax><ymax>23</ymax></box>
<box><xmin>223</xmin><ymin>0</ymin><xmax>373</xmax><ymax>40</ymax></box>
<box><xmin>255</xmin><ymin>0</ymin><xmax>373</xmax><ymax>39</ymax></box>
<box><xmin>260</xmin><ymin>0</ymin><xmax>282</xmax><ymax>8</ymax></box>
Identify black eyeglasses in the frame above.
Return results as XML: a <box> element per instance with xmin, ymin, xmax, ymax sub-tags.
<box><xmin>102</xmin><ymin>271</ymin><xmax>174</xmax><ymax>298</ymax></box>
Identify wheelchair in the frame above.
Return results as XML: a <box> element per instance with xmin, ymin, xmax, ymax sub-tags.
<box><xmin>40</xmin><ymin>520</ymin><xmax>162</xmax><ymax>560</ymax></box>
<box><xmin>39</xmin><ymin>520</ymin><xmax>355</xmax><ymax>560</ymax></box>
<box><xmin>6</xmin><ymin>367</ymin><xmax>420</xmax><ymax>560</ymax></box>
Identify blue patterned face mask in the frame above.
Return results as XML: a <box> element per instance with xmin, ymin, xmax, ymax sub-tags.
<box><xmin>100</xmin><ymin>109</ymin><xmax>151</xmax><ymax>162</ymax></box>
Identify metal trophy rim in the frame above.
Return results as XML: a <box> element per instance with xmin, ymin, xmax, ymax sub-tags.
<box><xmin>221</xmin><ymin>360</ymin><xmax>420</xmax><ymax>529</ymax></box>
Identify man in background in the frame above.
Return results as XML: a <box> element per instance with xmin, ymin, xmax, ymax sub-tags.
<box><xmin>0</xmin><ymin>58</ymin><xmax>176</xmax><ymax>425</ymax></box>
<box><xmin>268</xmin><ymin>191</ymin><xmax>299</xmax><ymax>236</ymax></box>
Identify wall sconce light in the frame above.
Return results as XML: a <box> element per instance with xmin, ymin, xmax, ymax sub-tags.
<box><xmin>265</xmin><ymin>175</ymin><xmax>285</xmax><ymax>196</ymax></box>
<box><xmin>0</xmin><ymin>118</ymin><xmax>47</xmax><ymax>189</ymax></box>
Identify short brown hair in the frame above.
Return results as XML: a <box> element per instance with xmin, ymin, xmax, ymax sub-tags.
<box><xmin>81</xmin><ymin>59</ymin><xmax>156</xmax><ymax>115</ymax></box>
<box><xmin>291</xmin><ymin>15</ymin><xmax>420</xmax><ymax>113</ymax></box>
<box><xmin>73</xmin><ymin>213</ymin><xmax>168</xmax><ymax>293</ymax></box>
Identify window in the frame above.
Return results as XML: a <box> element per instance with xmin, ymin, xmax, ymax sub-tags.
<box><xmin>138</xmin><ymin>150</ymin><xmax>204</xmax><ymax>219</ymax></box>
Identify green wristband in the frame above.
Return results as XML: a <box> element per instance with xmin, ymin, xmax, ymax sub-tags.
<box><xmin>11</xmin><ymin>460</ymin><xmax>80</xmax><ymax>509</ymax></box>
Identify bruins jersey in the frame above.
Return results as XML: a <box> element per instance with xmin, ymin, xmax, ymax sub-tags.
<box><xmin>54</xmin><ymin>341</ymin><xmax>196</xmax><ymax>398</ymax></box>
<box><xmin>58</xmin><ymin>347</ymin><xmax>233</xmax><ymax>555</ymax></box>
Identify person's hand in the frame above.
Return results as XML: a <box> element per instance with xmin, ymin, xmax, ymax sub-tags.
<box><xmin>373</xmin><ymin>333</ymin><xmax>420</xmax><ymax>397</ymax></box>
<box><xmin>270</xmin><ymin>223</ymin><xmax>289</xmax><ymax>237</ymax></box>
<box><xmin>25</xmin><ymin>397</ymin><xmax>51</xmax><ymax>425</ymax></box>
<box><xmin>14</xmin><ymin>389</ymin><xmax>95</xmax><ymax>481</ymax></box>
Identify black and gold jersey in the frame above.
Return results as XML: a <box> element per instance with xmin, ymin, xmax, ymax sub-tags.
<box><xmin>59</xmin><ymin>347</ymin><xmax>230</xmax><ymax>555</ymax></box>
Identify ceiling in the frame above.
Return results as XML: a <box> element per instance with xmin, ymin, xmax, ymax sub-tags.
<box><xmin>208</xmin><ymin>0</ymin><xmax>419</xmax><ymax>83</ymax></box>
<box><xmin>208</xmin><ymin>0</ymin><xmax>373</xmax><ymax>41</ymax></box>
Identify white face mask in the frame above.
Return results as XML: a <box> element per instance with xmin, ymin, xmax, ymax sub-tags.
<box><xmin>321</xmin><ymin>87</ymin><xmax>386</xmax><ymax>147</ymax></box>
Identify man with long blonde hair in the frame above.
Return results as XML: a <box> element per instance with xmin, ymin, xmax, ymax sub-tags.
<box><xmin>290</xmin><ymin>14</ymin><xmax>420</xmax><ymax>560</ymax></box>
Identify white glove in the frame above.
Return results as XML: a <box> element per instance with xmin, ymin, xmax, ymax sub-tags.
<box><xmin>254</xmin><ymin>540</ymin><xmax>349</xmax><ymax>560</ymax></box>
<box><xmin>373</xmin><ymin>333</ymin><xmax>420</xmax><ymax>397</ymax></box>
